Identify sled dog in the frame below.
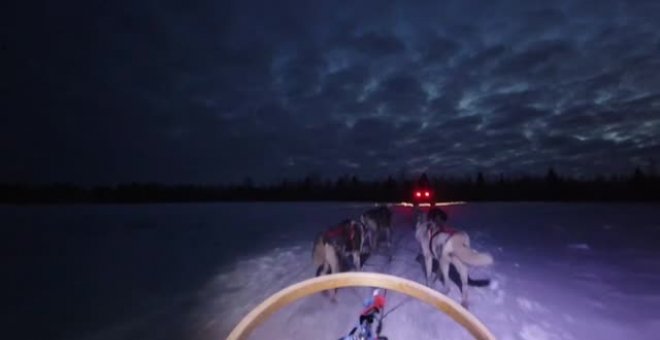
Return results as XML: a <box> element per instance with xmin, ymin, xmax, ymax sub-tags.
<box><xmin>414</xmin><ymin>213</ymin><xmax>493</xmax><ymax>307</ymax></box>
<box><xmin>360</xmin><ymin>206</ymin><xmax>392</xmax><ymax>252</ymax></box>
<box><xmin>312</xmin><ymin>219</ymin><xmax>366</xmax><ymax>277</ymax></box>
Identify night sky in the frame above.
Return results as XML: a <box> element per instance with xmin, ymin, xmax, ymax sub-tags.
<box><xmin>4</xmin><ymin>0</ymin><xmax>660</xmax><ymax>185</ymax></box>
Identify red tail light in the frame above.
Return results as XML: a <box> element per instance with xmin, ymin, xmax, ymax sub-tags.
<box><xmin>415</xmin><ymin>191</ymin><xmax>421</xmax><ymax>197</ymax></box>
<box><xmin>424</xmin><ymin>191</ymin><xmax>430</xmax><ymax>197</ymax></box>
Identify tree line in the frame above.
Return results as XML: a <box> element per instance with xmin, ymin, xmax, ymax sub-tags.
<box><xmin>1</xmin><ymin>168</ymin><xmax>659</xmax><ymax>204</ymax></box>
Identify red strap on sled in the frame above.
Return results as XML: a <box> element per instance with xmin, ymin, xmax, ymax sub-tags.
<box><xmin>361</xmin><ymin>295</ymin><xmax>386</xmax><ymax>316</ymax></box>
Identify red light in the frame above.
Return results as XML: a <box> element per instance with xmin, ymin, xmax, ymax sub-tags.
<box><xmin>425</xmin><ymin>191</ymin><xmax>430</xmax><ymax>197</ymax></box>
<box><xmin>415</xmin><ymin>191</ymin><xmax>421</xmax><ymax>197</ymax></box>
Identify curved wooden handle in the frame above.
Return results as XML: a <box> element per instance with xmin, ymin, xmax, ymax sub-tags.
<box><xmin>226</xmin><ymin>272</ymin><xmax>496</xmax><ymax>340</ymax></box>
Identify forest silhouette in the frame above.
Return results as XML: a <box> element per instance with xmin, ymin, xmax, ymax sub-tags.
<box><xmin>1</xmin><ymin>167</ymin><xmax>658</xmax><ymax>204</ymax></box>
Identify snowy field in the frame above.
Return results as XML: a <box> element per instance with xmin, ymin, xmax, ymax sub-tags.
<box><xmin>3</xmin><ymin>202</ymin><xmax>660</xmax><ymax>340</ymax></box>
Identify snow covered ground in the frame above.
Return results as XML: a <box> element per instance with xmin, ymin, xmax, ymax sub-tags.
<box><xmin>3</xmin><ymin>202</ymin><xmax>660</xmax><ymax>340</ymax></box>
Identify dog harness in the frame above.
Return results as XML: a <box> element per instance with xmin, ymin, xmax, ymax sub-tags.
<box><xmin>325</xmin><ymin>224</ymin><xmax>355</xmax><ymax>240</ymax></box>
<box><xmin>324</xmin><ymin>222</ymin><xmax>359</xmax><ymax>251</ymax></box>
<box><xmin>428</xmin><ymin>225</ymin><xmax>459</xmax><ymax>258</ymax></box>
<box><xmin>324</xmin><ymin>225</ymin><xmax>343</xmax><ymax>239</ymax></box>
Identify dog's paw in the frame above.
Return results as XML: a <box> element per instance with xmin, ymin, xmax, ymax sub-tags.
<box><xmin>439</xmin><ymin>285</ymin><xmax>450</xmax><ymax>295</ymax></box>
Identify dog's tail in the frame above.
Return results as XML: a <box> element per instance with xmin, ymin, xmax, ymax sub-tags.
<box><xmin>454</xmin><ymin>245</ymin><xmax>493</xmax><ymax>266</ymax></box>
<box><xmin>452</xmin><ymin>234</ymin><xmax>493</xmax><ymax>267</ymax></box>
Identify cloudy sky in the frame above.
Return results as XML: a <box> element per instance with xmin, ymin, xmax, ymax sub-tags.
<box><xmin>4</xmin><ymin>0</ymin><xmax>660</xmax><ymax>185</ymax></box>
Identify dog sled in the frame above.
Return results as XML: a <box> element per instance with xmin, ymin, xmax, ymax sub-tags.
<box><xmin>226</xmin><ymin>272</ymin><xmax>496</xmax><ymax>340</ymax></box>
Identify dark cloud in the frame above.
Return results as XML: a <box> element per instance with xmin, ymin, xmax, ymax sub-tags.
<box><xmin>485</xmin><ymin>106</ymin><xmax>549</xmax><ymax>130</ymax></box>
<box><xmin>494</xmin><ymin>39</ymin><xmax>575</xmax><ymax>78</ymax></box>
<box><xmin>423</xmin><ymin>37</ymin><xmax>461</xmax><ymax>63</ymax></box>
<box><xmin>350</xmin><ymin>32</ymin><xmax>406</xmax><ymax>56</ymax></box>
<box><xmin>4</xmin><ymin>0</ymin><xmax>660</xmax><ymax>184</ymax></box>
<box><xmin>368</xmin><ymin>74</ymin><xmax>428</xmax><ymax>115</ymax></box>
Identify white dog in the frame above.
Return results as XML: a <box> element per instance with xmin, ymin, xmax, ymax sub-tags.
<box><xmin>415</xmin><ymin>212</ymin><xmax>493</xmax><ymax>307</ymax></box>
